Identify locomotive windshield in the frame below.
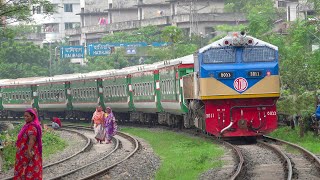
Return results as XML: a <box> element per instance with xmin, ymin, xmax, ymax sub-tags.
<box><xmin>242</xmin><ymin>46</ymin><xmax>276</xmax><ymax>62</ymax></box>
<box><xmin>202</xmin><ymin>47</ymin><xmax>236</xmax><ymax>64</ymax></box>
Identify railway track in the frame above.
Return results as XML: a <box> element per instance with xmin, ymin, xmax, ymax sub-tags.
<box><xmin>261</xmin><ymin>136</ymin><xmax>320</xmax><ymax>180</ymax></box>
<box><xmin>2</xmin><ymin>121</ymin><xmax>320</xmax><ymax>179</ymax></box>
<box><xmin>48</xmin><ymin>125</ymin><xmax>139</xmax><ymax>180</ymax></box>
<box><xmin>226</xmin><ymin>136</ymin><xmax>320</xmax><ymax>180</ymax></box>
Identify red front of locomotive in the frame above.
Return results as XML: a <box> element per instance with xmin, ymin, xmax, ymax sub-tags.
<box><xmin>204</xmin><ymin>98</ymin><xmax>278</xmax><ymax>137</ymax></box>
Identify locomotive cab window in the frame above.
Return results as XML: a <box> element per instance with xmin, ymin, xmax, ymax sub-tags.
<box><xmin>203</xmin><ymin>47</ymin><xmax>236</xmax><ymax>64</ymax></box>
<box><xmin>243</xmin><ymin>46</ymin><xmax>276</xmax><ymax>62</ymax></box>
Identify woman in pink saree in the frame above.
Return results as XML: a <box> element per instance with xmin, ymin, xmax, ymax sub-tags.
<box><xmin>14</xmin><ymin>108</ymin><xmax>42</xmax><ymax>180</ymax></box>
<box><xmin>104</xmin><ymin>107</ymin><xmax>117</xmax><ymax>144</ymax></box>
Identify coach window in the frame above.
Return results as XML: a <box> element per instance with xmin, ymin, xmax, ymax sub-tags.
<box><xmin>162</xmin><ymin>81</ymin><xmax>166</xmax><ymax>94</ymax></box>
<box><xmin>106</xmin><ymin>87</ymin><xmax>109</xmax><ymax>97</ymax></box>
<box><xmin>86</xmin><ymin>88</ymin><xmax>89</xmax><ymax>98</ymax></box>
<box><xmin>89</xmin><ymin>87</ymin><xmax>93</xmax><ymax>98</ymax></box>
<box><xmin>147</xmin><ymin>83</ymin><xmax>150</xmax><ymax>95</ymax></box>
<box><xmin>120</xmin><ymin>85</ymin><xmax>123</xmax><ymax>96</ymax></box>
<box><xmin>81</xmin><ymin>88</ymin><xmax>84</xmax><ymax>98</ymax></box>
<box><xmin>91</xmin><ymin>88</ymin><xmax>95</xmax><ymax>97</ymax></box>
<box><xmin>110</xmin><ymin>86</ymin><xmax>113</xmax><ymax>97</ymax></box>
<box><xmin>61</xmin><ymin>90</ymin><xmax>64</xmax><ymax>99</ymax></box>
<box><xmin>121</xmin><ymin>85</ymin><xmax>124</xmax><ymax>96</ymax></box>
<box><xmin>119</xmin><ymin>85</ymin><xmax>122</xmax><ymax>96</ymax></box>
<box><xmin>140</xmin><ymin>84</ymin><xmax>143</xmax><ymax>96</ymax></box>
<box><xmin>141</xmin><ymin>83</ymin><xmax>144</xmax><ymax>96</ymax></box>
<box><xmin>171</xmin><ymin>80</ymin><xmax>174</xmax><ymax>94</ymax></box>
<box><xmin>74</xmin><ymin>89</ymin><xmax>77</xmax><ymax>98</ymax></box>
<box><xmin>114</xmin><ymin>86</ymin><xmax>117</xmax><ymax>97</ymax></box>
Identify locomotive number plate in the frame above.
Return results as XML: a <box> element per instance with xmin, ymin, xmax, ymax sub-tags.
<box><xmin>248</xmin><ymin>71</ymin><xmax>262</xmax><ymax>77</ymax></box>
<box><xmin>218</xmin><ymin>72</ymin><xmax>233</xmax><ymax>78</ymax></box>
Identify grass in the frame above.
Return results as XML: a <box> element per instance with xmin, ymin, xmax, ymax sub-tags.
<box><xmin>121</xmin><ymin>127</ymin><xmax>224</xmax><ymax>180</ymax></box>
<box><xmin>269</xmin><ymin>126</ymin><xmax>320</xmax><ymax>154</ymax></box>
<box><xmin>1</xmin><ymin>123</ymin><xmax>67</xmax><ymax>171</ymax></box>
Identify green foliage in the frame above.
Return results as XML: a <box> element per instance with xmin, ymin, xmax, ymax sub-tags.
<box><xmin>270</xmin><ymin>127</ymin><xmax>320</xmax><ymax>154</ymax></box>
<box><xmin>0</xmin><ymin>0</ymin><xmax>54</xmax><ymax>25</ymax></box>
<box><xmin>0</xmin><ymin>40</ymin><xmax>50</xmax><ymax>78</ymax></box>
<box><xmin>1</xmin><ymin>125</ymin><xmax>67</xmax><ymax>171</ymax></box>
<box><xmin>121</xmin><ymin>127</ymin><xmax>224</xmax><ymax>180</ymax></box>
<box><xmin>161</xmin><ymin>26</ymin><xmax>183</xmax><ymax>43</ymax></box>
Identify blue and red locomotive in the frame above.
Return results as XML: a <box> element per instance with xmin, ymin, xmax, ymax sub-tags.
<box><xmin>0</xmin><ymin>32</ymin><xmax>279</xmax><ymax>137</ymax></box>
<box><xmin>186</xmin><ymin>32</ymin><xmax>279</xmax><ymax>137</ymax></box>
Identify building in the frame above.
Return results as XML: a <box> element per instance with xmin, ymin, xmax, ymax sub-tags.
<box><xmin>66</xmin><ymin>0</ymin><xmax>247</xmax><ymax>46</ymax></box>
<box><xmin>14</xmin><ymin>0</ymin><xmax>81</xmax><ymax>45</ymax></box>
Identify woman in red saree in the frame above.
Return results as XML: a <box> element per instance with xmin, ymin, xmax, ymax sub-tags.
<box><xmin>14</xmin><ymin>108</ymin><xmax>42</xmax><ymax>180</ymax></box>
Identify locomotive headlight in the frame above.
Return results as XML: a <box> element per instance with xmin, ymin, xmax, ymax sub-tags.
<box><xmin>223</xmin><ymin>38</ymin><xmax>232</xmax><ymax>46</ymax></box>
<box><xmin>266</xmin><ymin>71</ymin><xmax>271</xmax><ymax>76</ymax></box>
<box><xmin>246</xmin><ymin>37</ymin><xmax>254</xmax><ymax>45</ymax></box>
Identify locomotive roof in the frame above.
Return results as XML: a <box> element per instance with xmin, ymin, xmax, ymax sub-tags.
<box><xmin>199</xmin><ymin>35</ymin><xmax>278</xmax><ymax>53</ymax></box>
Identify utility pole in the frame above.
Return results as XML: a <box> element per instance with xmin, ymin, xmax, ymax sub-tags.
<box><xmin>49</xmin><ymin>42</ymin><xmax>52</xmax><ymax>76</ymax></box>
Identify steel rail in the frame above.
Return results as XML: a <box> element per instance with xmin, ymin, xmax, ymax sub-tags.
<box><xmin>79</xmin><ymin>131</ymin><xmax>140</xmax><ymax>180</ymax></box>
<box><xmin>48</xmin><ymin>126</ymin><xmax>120</xmax><ymax>180</ymax></box>
<box><xmin>214</xmin><ymin>139</ymin><xmax>244</xmax><ymax>180</ymax></box>
<box><xmin>257</xmin><ymin>140</ymin><xmax>293</xmax><ymax>180</ymax></box>
<box><xmin>264</xmin><ymin>136</ymin><xmax>320</xmax><ymax>168</ymax></box>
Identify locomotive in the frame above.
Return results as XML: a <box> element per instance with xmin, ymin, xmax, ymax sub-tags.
<box><xmin>0</xmin><ymin>32</ymin><xmax>280</xmax><ymax>137</ymax></box>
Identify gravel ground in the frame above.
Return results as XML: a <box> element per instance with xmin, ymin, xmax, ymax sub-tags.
<box><xmin>98</xmin><ymin>137</ymin><xmax>161</xmax><ymax>180</ymax></box>
<box><xmin>236</xmin><ymin>144</ymin><xmax>285</xmax><ymax>180</ymax></box>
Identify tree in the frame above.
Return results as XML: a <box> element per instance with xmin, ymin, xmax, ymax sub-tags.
<box><xmin>0</xmin><ymin>40</ymin><xmax>50</xmax><ymax>78</ymax></box>
<box><xmin>161</xmin><ymin>26</ymin><xmax>183</xmax><ymax>43</ymax></box>
<box><xmin>0</xmin><ymin>0</ymin><xmax>54</xmax><ymax>26</ymax></box>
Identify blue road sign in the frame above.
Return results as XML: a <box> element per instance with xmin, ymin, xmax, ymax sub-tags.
<box><xmin>88</xmin><ymin>43</ymin><xmax>112</xmax><ymax>56</ymax></box>
<box><xmin>60</xmin><ymin>46</ymin><xmax>84</xmax><ymax>59</ymax></box>
<box><xmin>151</xmin><ymin>42</ymin><xmax>172</xmax><ymax>47</ymax></box>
